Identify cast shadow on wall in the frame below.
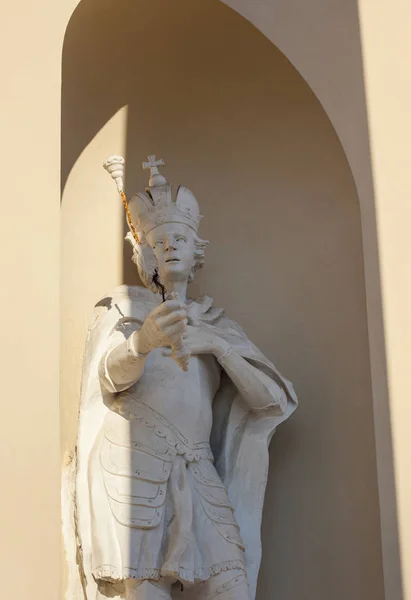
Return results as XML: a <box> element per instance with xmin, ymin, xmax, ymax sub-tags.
<box><xmin>61</xmin><ymin>1</ymin><xmax>386</xmax><ymax>599</ymax></box>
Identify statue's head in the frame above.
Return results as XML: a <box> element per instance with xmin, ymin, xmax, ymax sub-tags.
<box><xmin>126</xmin><ymin>157</ymin><xmax>208</xmax><ymax>295</ymax></box>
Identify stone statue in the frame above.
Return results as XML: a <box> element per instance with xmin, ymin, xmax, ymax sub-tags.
<box><xmin>74</xmin><ymin>156</ymin><xmax>297</xmax><ymax>600</ymax></box>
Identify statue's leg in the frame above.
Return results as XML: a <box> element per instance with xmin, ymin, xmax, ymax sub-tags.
<box><xmin>95</xmin><ymin>580</ymin><xmax>125</xmax><ymax>599</ymax></box>
<box><xmin>125</xmin><ymin>579</ymin><xmax>172</xmax><ymax>600</ymax></box>
<box><xmin>197</xmin><ymin>569</ymin><xmax>249</xmax><ymax>600</ymax></box>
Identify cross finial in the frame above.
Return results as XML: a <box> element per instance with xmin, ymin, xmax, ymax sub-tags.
<box><xmin>142</xmin><ymin>155</ymin><xmax>166</xmax><ymax>187</ymax></box>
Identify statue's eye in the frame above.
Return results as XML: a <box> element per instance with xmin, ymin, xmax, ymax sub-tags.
<box><xmin>176</xmin><ymin>237</ymin><xmax>187</xmax><ymax>243</ymax></box>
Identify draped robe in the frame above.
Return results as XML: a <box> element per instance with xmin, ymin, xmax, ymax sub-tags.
<box><xmin>75</xmin><ymin>285</ymin><xmax>297</xmax><ymax>600</ymax></box>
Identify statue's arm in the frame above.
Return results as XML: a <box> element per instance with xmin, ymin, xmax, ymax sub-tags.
<box><xmin>100</xmin><ymin>330</ymin><xmax>149</xmax><ymax>393</ymax></box>
<box><xmin>100</xmin><ymin>299</ymin><xmax>187</xmax><ymax>393</ymax></box>
<box><xmin>183</xmin><ymin>324</ymin><xmax>287</xmax><ymax>413</ymax></box>
<box><xmin>216</xmin><ymin>345</ymin><xmax>287</xmax><ymax>413</ymax></box>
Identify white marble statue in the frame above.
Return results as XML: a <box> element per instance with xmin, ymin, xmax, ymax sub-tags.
<box><xmin>74</xmin><ymin>156</ymin><xmax>297</xmax><ymax>600</ymax></box>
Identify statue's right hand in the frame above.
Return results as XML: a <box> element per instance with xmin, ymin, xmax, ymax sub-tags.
<box><xmin>137</xmin><ymin>300</ymin><xmax>187</xmax><ymax>354</ymax></box>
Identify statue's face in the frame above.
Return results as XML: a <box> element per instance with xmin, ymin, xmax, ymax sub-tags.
<box><xmin>146</xmin><ymin>222</ymin><xmax>196</xmax><ymax>283</ymax></box>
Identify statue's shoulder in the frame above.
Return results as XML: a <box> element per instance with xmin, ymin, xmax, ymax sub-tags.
<box><xmin>189</xmin><ymin>295</ymin><xmax>247</xmax><ymax>336</ymax></box>
<box><xmin>90</xmin><ymin>285</ymin><xmax>158</xmax><ymax>329</ymax></box>
<box><xmin>97</xmin><ymin>284</ymin><xmax>158</xmax><ymax>308</ymax></box>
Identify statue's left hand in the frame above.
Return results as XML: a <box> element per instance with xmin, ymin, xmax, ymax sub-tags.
<box><xmin>178</xmin><ymin>325</ymin><xmax>230</xmax><ymax>357</ymax></box>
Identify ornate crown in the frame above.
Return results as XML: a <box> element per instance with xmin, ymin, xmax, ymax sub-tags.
<box><xmin>127</xmin><ymin>155</ymin><xmax>202</xmax><ymax>237</ymax></box>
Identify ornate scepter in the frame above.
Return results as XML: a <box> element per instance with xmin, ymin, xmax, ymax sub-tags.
<box><xmin>103</xmin><ymin>155</ymin><xmax>190</xmax><ymax>372</ymax></box>
<box><xmin>102</xmin><ymin>156</ymin><xmax>140</xmax><ymax>245</ymax></box>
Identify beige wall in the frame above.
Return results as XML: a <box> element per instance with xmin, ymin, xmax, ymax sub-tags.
<box><xmin>61</xmin><ymin>107</ymin><xmax>127</xmax><ymax>462</ymax></box>
<box><xmin>1</xmin><ymin>0</ymin><xmax>410</xmax><ymax>599</ymax></box>
<box><xmin>0</xmin><ymin>1</ymin><xmax>64</xmax><ymax>597</ymax></box>
<box><xmin>357</xmin><ymin>3</ymin><xmax>411</xmax><ymax>598</ymax></box>
<box><xmin>61</xmin><ymin>2</ymin><xmax>383</xmax><ymax>599</ymax></box>
<box><xmin>221</xmin><ymin>4</ymin><xmax>401</xmax><ymax>596</ymax></box>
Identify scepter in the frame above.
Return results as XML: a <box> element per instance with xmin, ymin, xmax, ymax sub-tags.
<box><xmin>102</xmin><ymin>156</ymin><xmax>141</xmax><ymax>245</ymax></box>
<box><xmin>102</xmin><ymin>155</ymin><xmax>190</xmax><ymax>372</ymax></box>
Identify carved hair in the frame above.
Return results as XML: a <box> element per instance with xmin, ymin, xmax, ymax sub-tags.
<box><xmin>125</xmin><ymin>232</ymin><xmax>208</xmax><ymax>295</ymax></box>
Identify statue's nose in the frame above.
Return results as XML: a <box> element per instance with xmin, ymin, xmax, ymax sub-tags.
<box><xmin>165</xmin><ymin>240</ymin><xmax>177</xmax><ymax>251</ymax></box>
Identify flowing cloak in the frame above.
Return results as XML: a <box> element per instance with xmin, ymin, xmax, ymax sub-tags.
<box><xmin>74</xmin><ymin>285</ymin><xmax>297</xmax><ymax>600</ymax></box>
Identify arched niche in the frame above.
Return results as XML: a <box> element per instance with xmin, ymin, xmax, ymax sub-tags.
<box><xmin>61</xmin><ymin>1</ymin><xmax>384</xmax><ymax>599</ymax></box>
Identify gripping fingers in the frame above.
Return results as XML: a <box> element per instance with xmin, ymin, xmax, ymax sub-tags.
<box><xmin>156</xmin><ymin>310</ymin><xmax>187</xmax><ymax>329</ymax></box>
<box><xmin>156</xmin><ymin>300</ymin><xmax>183</xmax><ymax>316</ymax></box>
<box><xmin>164</xmin><ymin>322</ymin><xmax>186</xmax><ymax>343</ymax></box>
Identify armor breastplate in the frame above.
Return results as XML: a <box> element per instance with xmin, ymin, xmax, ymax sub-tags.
<box><xmin>99</xmin><ymin>396</ymin><xmax>244</xmax><ymax>550</ymax></box>
<box><xmin>101</xmin><ymin>397</ymin><xmax>214</xmax><ymax>529</ymax></box>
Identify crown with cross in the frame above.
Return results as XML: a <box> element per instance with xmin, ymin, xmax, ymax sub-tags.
<box><xmin>127</xmin><ymin>155</ymin><xmax>202</xmax><ymax>238</ymax></box>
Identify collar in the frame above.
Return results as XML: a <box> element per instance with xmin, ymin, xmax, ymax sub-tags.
<box><xmin>186</xmin><ymin>295</ymin><xmax>224</xmax><ymax>324</ymax></box>
<box><xmin>186</xmin><ymin>295</ymin><xmax>213</xmax><ymax>317</ymax></box>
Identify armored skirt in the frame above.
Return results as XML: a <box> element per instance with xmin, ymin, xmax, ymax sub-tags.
<box><xmin>89</xmin><ymin>397</ymin><xmax>246</xmax><ymax>585</ymax></box>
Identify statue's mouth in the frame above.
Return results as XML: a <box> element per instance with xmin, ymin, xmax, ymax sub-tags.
<box><xmin>165</xmin><ymin>258</ymin><xmax>180</xmax><ymax>263</ymax></box>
